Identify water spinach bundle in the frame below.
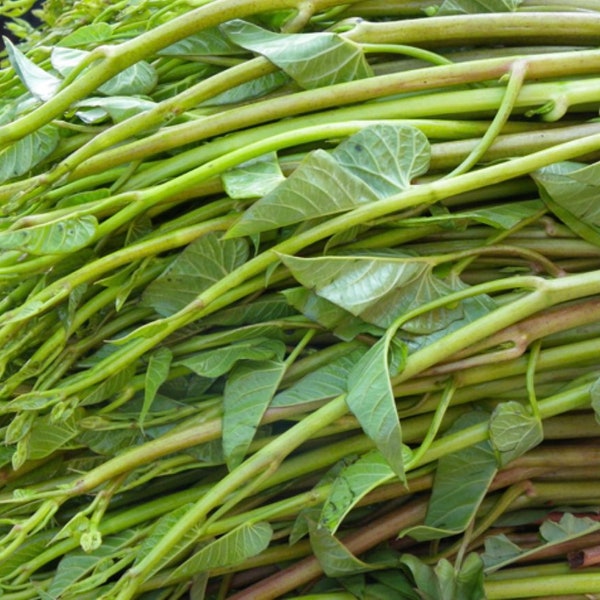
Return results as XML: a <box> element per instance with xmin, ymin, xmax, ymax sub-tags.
<box><xmin>1</xmin><ymin>0</ymin><xmax>600</xmax><ymax>598</ymax></box>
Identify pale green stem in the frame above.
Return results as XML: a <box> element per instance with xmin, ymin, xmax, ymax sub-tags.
<box><xmin>445</xmin><ymin>58</ymin><xmax>528</xmax><ymax>178</ymax></box>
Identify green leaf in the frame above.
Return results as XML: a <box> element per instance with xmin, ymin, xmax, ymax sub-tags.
<box><xmin>169</xmin><ymin>521</ymin><xmax>272</xmax><ymax>581</ymax></box>
<box><xmin>541</xmin><ymin>512</ymin><xmax>600</xmax><ymax>543</ymax></box>
<box><xmin>78</xmin><ymin>428</ymin><xmax>144</xmax><ymax>456</ymax></box>
<box><xmin>134</xmin><ymin>503</ymin><xmax>198</xmax><ymax>578</ymax></box>
<box><xmin>320</xmin><ymin>449</ymin><xmax>405</xmax><ymax>534</ymax></box>
<box><xmin>176</xmin><ymin>337</ymin><xmax>286</xmax><ymax>378</ymax></box>
<box><xmin>403</xmin><ymin>412</ymin><xmax>497</xmax><ymax>541</ymax></box>
<box><xmin>346</xmin><ymin>338</ymin><xmax>406</xmax><ymax>480</ymax></box>
<box><xmin>141</xmin><ymin>347</ymin><xmax>173</xmax><ymax>429</ymax></box>
<box><xmin>0</xmin><ymin>214</ymin><xmax>97</xmax><ymax>254</ymax></box>
<box><xmin>227</xmin><ymin>149</ymin><xmax>379</xmax><ymax>237</ymax></box>
<box><xmin>331</xmin><ymin>124</ymin><xmax>430</xmax><ymax>199</ymax></box>
<box><xmin>27</xmin><ymin>413</ymin><xmax>79</xmax><ymax>460</ymax></box>
<box><xmin>432</xmin><ymin>0</ymin><xmax>521</xmax><ymax>15</ymax></box>
<box><xmin>221</xmin><ymin>20</ymin><xmax>372</xmax><ymax>89</ymax></box>
<box><xmin>159</xmin><ymin>27</ymin><xmax>243</xmax><ymax>56</ymax></box>
<box><xmin>223</xmin><ymin>359</ymin><xmax>285</xmax><ymax>469</ymax></box>
<box><xmin>222</xmin><ymin>152</ymin><xmax>285</xmax><ymax>199</ymax></box>
<box><xmin>202</xmin><ymin>294</ymin><xmax>297</xmax><ymax>327</ymax></box>
<box><xmin>533</xmin><ymin>161</ymin><xmax>600</xmax><ymax>246</ymax></box>
<box><xmin>0</xmin><ymin>124</ymin><xmax>60</xmax><ymax>185</ymax></box>
<box><xmin>489</xmin><ymin>401</ymin><xmax>543</xmax><ymax>466</ymax></box>
<box><xmin>142</xmin><ymin>233</ymin><xmax>249</xmax><ymax>316</ymax></box>
<box><xmin>309</xmin><ymin>520</ymin><xmax>381</xmax><ymax>578</ymax></box>
<box><xmin>592</xmin><ymin>376</ymin><xmax>600</xmax><ymax>424</ymax></box>
<box><xmin>80</xmin><ymin>364</ymin><xmax>136</xmax><ymax>407</ymax></box>
<box><xmin>5</xmin><ymin>37</ymin><xmax>61</xmax><ymax>101</ymax></box>
<box><xmin>281</xmin><ymin>253</ymin><xmax>430</xmax><ymax>327</ymax></box>
<box><xmin>75</xmin><ymin>96</ymin><xmax>157</xmax><ymax>123</ymax></box>
<box><xmin>272</xmin><ymin>346</ymin><xmax>366</xmax><ymax>407</ymax></box>
<box><xmin>281</xmin><ymin>288</ymin><xmax>382</xmax><ymax>341</ymax></box>
<box><xmin>401</xmin><ymin>553</ymin><xmax>485</xmax><ymax>600</ymax></box>
<box><xmin>227</xmin><ymin>124</ymin><xmax>428</xmax><ymax>238</ymax></box>
<box><xmin>201</xmin><ymin>71</ymin><xmax>289</xmax><ymax>107</ymax></box>
<box><xmin>466</xmin><ymin>200</ymin><xmax>544</xmax><ymax>229</ymax></box>
<box><xmin>59</xmin><ymin>23</ymin><xmax>114</xmax><ymax>47</ymax></box>
<box><xmin>49</xmin><ymin>531</ymin><xmax>136</xmax><ymax>596</ymax></box>
<box><xmin>51</xmin><ymin>46</ymin><xmax>157</xmax><ymax>96</ymax></box>
<box><xmin>482</xmin><ymin>513</ymin><xmax>600</xmax><ymax>573</ymax></box>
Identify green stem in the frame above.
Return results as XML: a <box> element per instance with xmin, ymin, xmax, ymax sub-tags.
<box><xmin>113</xmin><ymin>394</ymin><xmax>350</xmax><ymax>599</ymax></box>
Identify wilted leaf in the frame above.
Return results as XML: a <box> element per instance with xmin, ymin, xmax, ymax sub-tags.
<box><xmin>75</xmin><ymin>96</ymin><xmax>157</xmax><ymax>123</ymax></box>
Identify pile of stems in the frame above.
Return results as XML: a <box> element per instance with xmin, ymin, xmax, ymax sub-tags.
<box><xmin>0</xmin><ymin>1</ymin><xmax>600</xmax><ymax>599</ymax></box>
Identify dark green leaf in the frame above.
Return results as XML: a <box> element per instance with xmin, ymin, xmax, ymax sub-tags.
<box><xmin>272</xmin><ymin>346</ymin><xmax>366</xmax><ymax>407</ymax></box>
<box><xmin>27</xmin><ymin>413</ymin><xmax>79</xmax><ymax>460</ymax></box>
<box><xmin>401</xmin><ymin>553</ymin><xmax>485</xmax><ymax>600</ymax></box>
<box><xmin>346</xmin><ymin>338</ymin><xmax>406</xmax><ymax>480</ymax></box>
<box><xmin>0</xmin><ymin>124</ymin><xmax>60</xmax><ymax>185</ymax></box>
<box><xmin>223</xmin><ymin>359</ymin><xmax>285</xmax><ymax>469</ymax></box>
<box><xmin>141</xmin><ymin>347</ymin><xmax>173</xmax><ymax>429</ymax></box>
<box><xmin>5</xmin><ymin>37</ymin><xmax>61</xmax><ymax>100</ymax></box>
<box><xmin>221</xmin><ymin>20</ymin><xmax>372</xmax><ymax>89</ymax></box>
<box><xmin>176</xmin><ymin>337</ymin><xmax>285</xmax><ymax>378</ymax></box>
<box><xmin>80</xmin><ymin>364</ymin><xmax>136</xmax><ymax>407</ymax></box>
<box><xmin>320</xmin><ymin>449</ymin><xmax>408</xmax><ymax>534</ymax></box>
<box><xmin>169</xmin><ymin>522</ymin><xmax>272</xmax><ymax>581</ymax></box>
<box><xmin>202</xmin><ymin>294</ymin><xmax>297</xmax><ymax>327</ymax></box>
<box><xmin>309</xmin><ymin>520</ymin><xmax>381</xmax><ymax>577</ymax></box>
<box><xmin>403</xmin><ymin>412</ymin><xmax>497</xmax><ymax>541</ymax></box>
<box><xmin>142</xmin><ymin>233</ymin><xmax>249</xmax><ymax>316</ymax></box>
<box><xmin>489</xmin><ymin>401</ymin><xmax>543</xmax><ymax>466</ymax></box>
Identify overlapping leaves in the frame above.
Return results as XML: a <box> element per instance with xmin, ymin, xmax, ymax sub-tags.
<box><xmin>226</xmin><ymin>124</ymin><xmax>430</xmax><ymax>237</ymax></box>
